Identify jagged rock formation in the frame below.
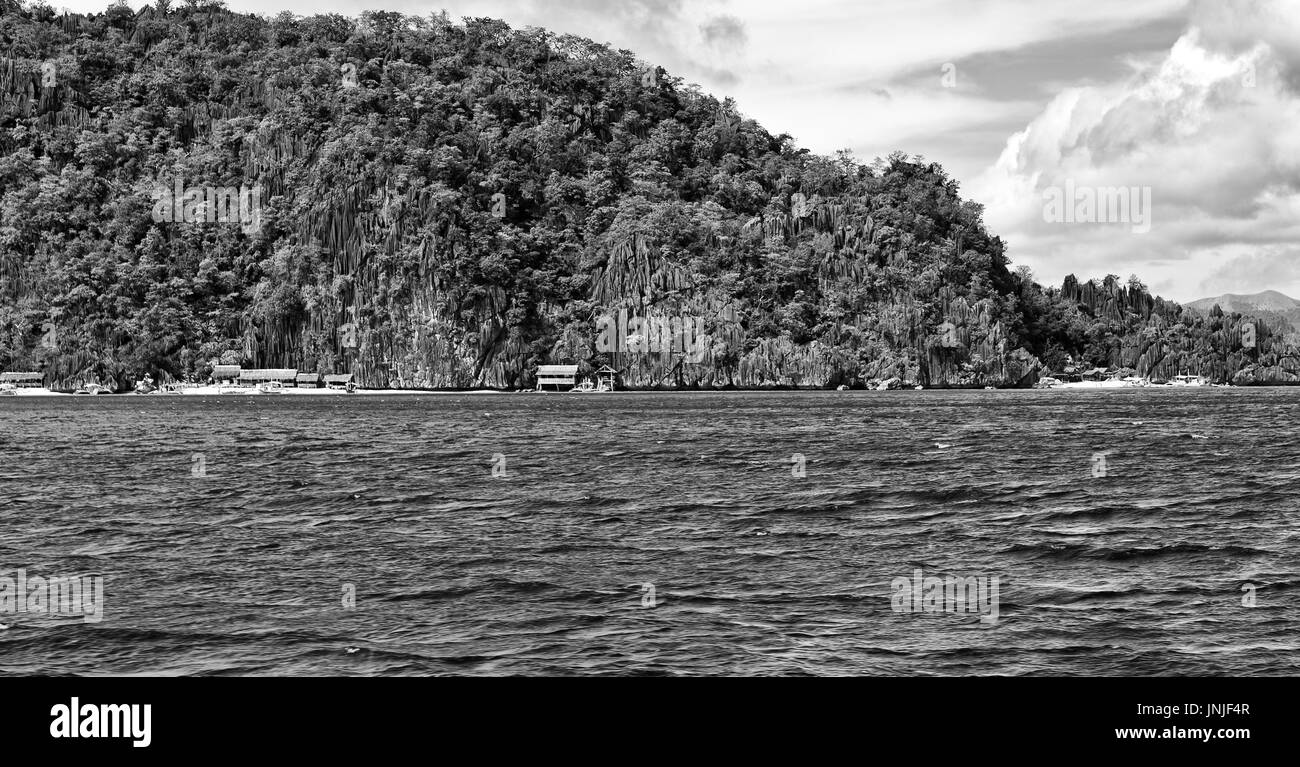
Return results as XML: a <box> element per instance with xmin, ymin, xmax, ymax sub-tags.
<box><xmin>1054</xmin><ymin>275</ymin><xmax>1292</xmax><ymax>384</ymax></box>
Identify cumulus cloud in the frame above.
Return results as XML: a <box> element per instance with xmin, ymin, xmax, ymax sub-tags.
<box><xmin>971</xmin><ymin>0</ymin><xmax>1300</xmax><ymax>301</ymax></box>
<box><xmin>1198</xmin><ymin>246</ymin><xmax>1300</xmax><ymax>295</ymax></box>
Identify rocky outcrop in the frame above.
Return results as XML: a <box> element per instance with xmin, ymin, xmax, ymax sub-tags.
<box><xmin>1231</xmin><ymin>359</ymin><xmax>1300</xmax><ymax>385</ymax></box>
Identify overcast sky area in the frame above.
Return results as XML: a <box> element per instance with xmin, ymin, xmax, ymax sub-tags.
<box><xmin>53</xmin><ymin>0</ymin><xmax>1300</xmax><ymax>302</ymax></box>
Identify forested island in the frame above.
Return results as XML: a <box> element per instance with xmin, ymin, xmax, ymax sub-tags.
<box><xmin>2</xmin><ymin>1</ymin><xmax>1297</xmax><ymax>390</ymax></box>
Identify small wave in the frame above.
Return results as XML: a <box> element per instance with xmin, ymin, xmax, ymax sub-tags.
<box><xmin>1000</xmin><ymin>541</ymin><xmax>1270</xmax><ymax>562</ymax></box>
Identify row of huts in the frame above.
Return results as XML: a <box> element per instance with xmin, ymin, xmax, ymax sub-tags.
<box><xmin>1049</xmin><ymin>367</ymin><xmax>1132</xmax><ymax>383</ymax></box>
<box><xmin>0</xmin><ymin>372</ymin><xmax>43</xmax><ymax>387</ymax></box>
<box><xmin>7</xmin><ymin>365</ymin><xmax>609</xmax><ymax>391</ymax></box>
<box><xmin>211</xmin><ymin>366</ymin><xmax>353</xmax><ymax>388</ymax></box>
<box><xmin>1</xmin><ymin>369</ymin><xmax>356</xmax><ymax>389</ymax></box>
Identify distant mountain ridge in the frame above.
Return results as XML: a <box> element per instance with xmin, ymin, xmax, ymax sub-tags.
<box><xmin>1186</xmin><ymin>290</ymin><xmax>1300</xmax><ymax>313</ymax></box>
<box><xmin>1186</xmin><ymin>291</ymin><xmax>1300</xmax><ymax>337</ymax></box>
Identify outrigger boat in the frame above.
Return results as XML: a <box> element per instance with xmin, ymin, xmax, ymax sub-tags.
<box><xmin>568</xmin><ymin>366</ymin><xmax>617</xmax><ymax>393</ymax></box>
<box><xmin>73</xmin><ymin>383</ymin><xmax>113</xmax><ymax>395</ymax></box>
<box><xmin>253</xmin><ymin>381</ymin><xmax>285</xmax><ymax>395</ymax></box>
<box><xmin>568</xmin><ymin>379</ymin><xmax>613</xmax><ymax>393</ymax></box>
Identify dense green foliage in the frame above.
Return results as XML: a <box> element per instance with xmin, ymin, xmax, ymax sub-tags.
<box><xmin>1</xmin><ymin>1</ymin><xmax>1292</xmax><ymax>389</ymax></box>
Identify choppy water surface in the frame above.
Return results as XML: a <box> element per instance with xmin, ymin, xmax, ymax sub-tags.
<box><xmin>1</xmin><ymin>389</ymin><xmax>1298</xmax><ymax>676</ymax></box>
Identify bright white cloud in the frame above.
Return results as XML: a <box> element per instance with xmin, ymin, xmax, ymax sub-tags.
<box><xmin>972</xmin><ymin>0</ymin><xmax>1300</xmax><ymax>301</ymax></box>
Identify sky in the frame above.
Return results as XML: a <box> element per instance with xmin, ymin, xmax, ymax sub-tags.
<box><xmin>52</xmin><ymin>0</ymin><xmax>1300</xmax><ymax>302</ymax></box>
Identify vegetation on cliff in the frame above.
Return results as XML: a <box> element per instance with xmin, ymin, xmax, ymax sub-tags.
<box><xmin>0</xmin><ymin>2</ymin><xmax>1290</xmax><ymax>388</ymax></box>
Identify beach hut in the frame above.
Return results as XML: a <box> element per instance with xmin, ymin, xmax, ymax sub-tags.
<box><xmin>239</xmin><ymin>369</ymin><xmax>298</xmax><ymax>386</ymax></box>
<box><xmin>536</xmin><ymin>365</ymin><xmax>578</xmax><ymax>391</ymax></box>
<box><xmin>213</xmin><ymin>365</ymin><xmax>241</xmax><ymax>384</ymax></box>
<box><xmin>324</xmin><ymin>373</ymin><xmax>354</xmax><ymax>390</ymax></box>
<box><xmin>296</xmin><ymin>372</ymin><xmax>321</xmax><ymax>389</ymax></box>
<box><xmin>596</xmin><ymin>365</ymin><xmax>617</xmax><ymax>391</ymax></box>
<box><xmin>0</xmin><ymin>372</ymin><xmax>44</xmax><ymax>388</ymax></box>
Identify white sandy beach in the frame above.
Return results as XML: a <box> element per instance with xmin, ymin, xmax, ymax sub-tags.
<box><xmin>0</xmin><ymin>387</ymin><xmax>506</xmax><ymax>397</ymax></box>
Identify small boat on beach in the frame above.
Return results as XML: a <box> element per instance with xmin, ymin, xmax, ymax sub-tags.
<box><xmin>73</xmin><ymin>383</ymin><xmax>113</xmax><ymax>395</ymax></box>
<box><xmin>569</xmin><ymin>368</ymin><xmax>616</xmax><ymax>393</ymax></box>
<box><xmin>568</xmin><ymin>380</ymin><xmax>612</xmax><ymax>393</ymax></box>
<box><xmin>254</xmin><ymin>381</ymin><xmax>285</xmax><ymax>395</ymax></box>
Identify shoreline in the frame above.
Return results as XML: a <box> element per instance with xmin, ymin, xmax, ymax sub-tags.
<box><xmin>0</xmin><ymin>387</ymin><xmax>502</xmax><ymax>397</ymax></box>
<box><xmin>0</xmin><ymin>383</ymin><xmax>1284</xmax><ymax>397</ymax></box>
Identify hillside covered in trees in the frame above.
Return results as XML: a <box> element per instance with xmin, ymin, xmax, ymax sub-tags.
<box><xmin>1</xmin><ymin>1</ymin><xmax>1296</xmax><ymax>389</ymax></box>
